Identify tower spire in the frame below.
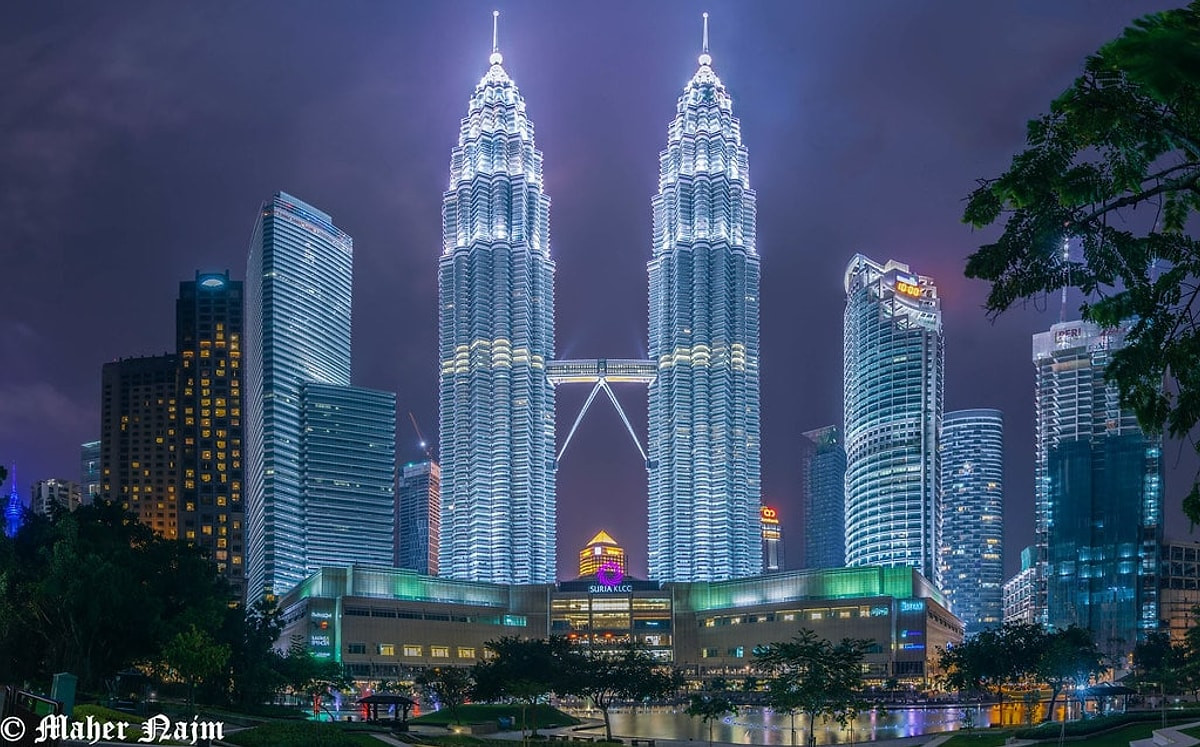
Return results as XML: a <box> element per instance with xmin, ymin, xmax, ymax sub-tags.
<box><xmin>699</xmin><ymin>12</ymin><xmax>712</xmax><ymax>66</ymax></box>
<box><xmin>490</xmin><ymin>10</ymin><xmax>503</xmax><ymax>66</ymax></box>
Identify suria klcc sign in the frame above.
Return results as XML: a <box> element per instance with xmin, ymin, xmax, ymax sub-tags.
<box><xmin>589</xmin><ymin>560</ymin><xmax>633</xmax><ymax>593</ymax></box>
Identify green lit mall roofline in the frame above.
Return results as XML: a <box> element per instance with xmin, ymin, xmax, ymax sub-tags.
<box><xmin>279</xmin><ymin>564</ymin><xmax>945</xmax><ymax>611</ymax></box>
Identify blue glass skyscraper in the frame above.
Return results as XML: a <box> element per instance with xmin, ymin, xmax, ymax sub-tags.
<box><xmin>246</xmin><ymin>192</ymin><xmax>395</xmax><ymax>598</ymax></box>
<box><xmin>647</xmin><ymin>18</ymin><xmax>761</xmax><ymax>582</ymax></box>
<box><xmin>438</xmin><ymin>22</ymin><xmax>557</xmax><ymax>584</ymax></box>
<box><xmin>1034</xmin><ymin>320</ymin><xmax>1162</xmax><ymax>663</ymax></box>
<box><xmin>843</xmin><ymin>255</ymin><xmax>943</xmax><ymax>585</ymax></box>
<box><xmin>801</xmin><ymin>426</ymin><xmax>846</xmax><ymax>570</ymax></box>
<box><xmin>940</xmin><ymin>409</ymin><xmax>1004</xmax><ymax>636</ymax></box>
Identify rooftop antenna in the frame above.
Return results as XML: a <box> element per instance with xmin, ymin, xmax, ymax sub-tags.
<box><xmin>490</xmin><ymin>10</ymin><xmax>503</xmax><ymax>66</ymax></box>
<box><xmin>699</xmin><ymin>12</ymin><xmax>712</xmax><ymax>66</ymax></box>
<box><xmin>1059</xmin><ymin>236</ymin><xmax>1070</xmax><ymax>323</ymax></box>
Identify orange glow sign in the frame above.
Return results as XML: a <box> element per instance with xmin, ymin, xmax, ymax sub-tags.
<box><xmin>895</xmin><ymin>280</ymin><xmax>921</xmax><ymax>298</ymax></box>
<box><xmin>760</xmin><ymin>506</ymin><xmax>779</xmax><ymax>524</ymax></box>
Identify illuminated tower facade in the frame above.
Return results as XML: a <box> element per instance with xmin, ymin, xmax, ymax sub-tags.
<box><xmin>1034</xmin><ymin>320</ymin><xmax>1162</xmax><ymax>662</ymax></box>
<box><xmin>246</xmin><ymin>193</ymin><xmax>352</xmax><ymax>598</ymax></box>
<box><xmin>647</xmin><ymin>16</ymin><xmax>761</xmax><ymax>582</ymax></box>
<box><xmin>4</xmin><ymin>466</ymin><xmax>22</xmax><ymax>538</ymax></box>
<box><xmin>939</xmin><ymin>409</ymin><xmax>1004</xmax><ymax>636</ymax></box>
<box><xmin>438</xmin><ymin>17</ymin><xmax>557</xmax><ymax>584</ymax></box>
<box><xmin>760</xmin><ymin>507</ymin><xmax>782</xmax><ymax>572</ymax></box>
<box><xmin>843</xmin><ymin>255</ymin><xmax>943</xmax><ymax>585</ymax></box>
<box><xmin>579</xmin><ymin>530</ymin><xmax>627</xmax><ymax>578</ymax></box>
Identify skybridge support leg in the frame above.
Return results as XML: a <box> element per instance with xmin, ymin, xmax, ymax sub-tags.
<box><xmin>599</xmin><ymin>380</ymin><xmax>649</xmax><ymax>467</ymax></box>
<box><xmin>557</xmin><ymin>380</ymin><xmax>605</xmax><ymax>465</ymax></box>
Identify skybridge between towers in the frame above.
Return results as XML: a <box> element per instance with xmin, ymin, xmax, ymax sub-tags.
<box><xmin>546</xmin><ymin>358</ymin><xmax>657</xmax><ymax>470</ymax></box>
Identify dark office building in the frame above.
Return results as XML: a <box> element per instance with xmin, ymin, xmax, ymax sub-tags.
<box><xmin>801</xmin><ymin>425</ymin><xmax>846</xmax><ymax>569</ymax></box>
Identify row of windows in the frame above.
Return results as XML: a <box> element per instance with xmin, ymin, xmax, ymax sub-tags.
<box><xmin>346</xmin><ymin>643</ymin><xmax>476</xmax><ymax>660</ymax></box>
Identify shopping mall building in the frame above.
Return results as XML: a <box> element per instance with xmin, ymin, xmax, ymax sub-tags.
<box><xmin>277</xmin><ymin>565</ymin><xmax>963</xmax><ymax>687</ymax></box>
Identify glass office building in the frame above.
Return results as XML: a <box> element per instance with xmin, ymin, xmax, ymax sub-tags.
<box><xmin>843</xmin><ymin>255</ymin><xmax>943</xmax><ymax>585</ymax></box>
<box><xmin>397</xmin><ymin>460</ymin><xmax>441</xmax><ymax>576</ymax></box>
<box><xmin>801</xmin><ymin>425</ymin><xmax>846</xmax><ymax>570</ymax></box>
<box><xmin>245</xmin><ymin>193</ymin><xmax>354</xmax><ymax>598</ymax></box>
<box><xmin>1034</xmin><ymin>320</ymin><xmax>1162</xmax><ymax>664</ymax></box>
<box><xmin>80</xmin><ymin>440</ymin><xmax>100</xmax><ymax>503</ymax></box>
<box><xmin>438</xmin><ymin>34</ymin><xmax>557</xmax><ymax>584</ymax></box>
<box><xmin>939</xmin><ymin>409</ymin><xmax>1004</xmax><ymax>636</ymax></box>
<box><xmin>647</xmin><ymin>25</ymin><xmax>761</xmax><ymax>582</ymax></box>
<box><xmin>301</xmin><ymin>383</ymin><xmax>396</xmax><ymax>571</ymax></box>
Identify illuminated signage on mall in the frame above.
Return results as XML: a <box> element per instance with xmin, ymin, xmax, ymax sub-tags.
<box><xmin>589</xmin><ymin>584</ymin><xmax>634</xmax><ymax>594</ymax></box>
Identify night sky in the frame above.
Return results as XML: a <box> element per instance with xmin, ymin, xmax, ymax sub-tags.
<box><xmin>4</xmin><ymin>1</ymin><xmax>1194</xmax><ymax>581</ymax></box>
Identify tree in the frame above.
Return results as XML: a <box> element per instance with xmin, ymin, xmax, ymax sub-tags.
<box><xmin>162</xmin><ymin>624</ymin><xmax>231</xmax><ymax>713</ymax></box>
<box><xmin>415</xmin><ymin>666</ymin><xmax>473</xmax><ymax>726</ymax></box>
<box><xmin>753</xmin><ymin>628</ymin><xmax>872</xmax><ymax>747</ymax></box>
<box><xmin>962</xmin><ymin>1</ymin><xmax>1200</xmax><ymax>520</ymax></box>
<box><xmin>685</xmin><ymin>689</ymin><xmax>736</xmax><ymax>747</ymax></box>
<box><xmin>938</xmin><ymin>622</ymin><xmax>1044</xmax><ymax>723</ymax></box>
<box><xmin>472</xmin><ymin>636</ymin><xmax>576</xmax><ymax>737</ymax></box>
<box><xmin>569</xmin><ymin>646</ymin><xmax>677</xmax><ymax>741</ymax></box>
<box><xmin>1037</xmin><ymin>626</ymin><xmax>1107</xmax><ymax>722</ymax></box>
<box><xmin>226</xmin><ymin>596</ymin><xmax>287</xmax><ymax>706</ymax></box>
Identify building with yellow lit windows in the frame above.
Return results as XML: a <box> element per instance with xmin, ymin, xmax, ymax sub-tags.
<box><xmin>101</xmin><ymin>354</ymin><xmax>179</xmax><ymax>539</ymax></box>
<box><xmin>177</xmin><ymin>271</ymin><xmax>246</xmax><ymax>597</ymax></box>
<box><xmin>579</xmin><ymin>530</ymin><xmax>627</xmax><ymax>578</ymax></box>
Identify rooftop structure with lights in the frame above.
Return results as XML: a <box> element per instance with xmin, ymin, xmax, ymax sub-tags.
<box><xmin>276</xmin><ymin>564</ymin><xmax>961</xmax><ymax>685</ymax></box>
<box><xmin>647</xmin><ymin>14</ymin><xmax>761</xmax><ymax>582</ymax></box>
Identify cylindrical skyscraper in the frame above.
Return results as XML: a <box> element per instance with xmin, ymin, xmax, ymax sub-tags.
<box><xmin>647</xmin><ymin>16</ymin><xmax>761</xmax><ymax>582</ymax></box>
<box><xmin>939</xmin><ymin>409</ymin><xmax>1004</xmax><ymax>636</ymax></box>
<box><xmin>438</xmin><ymin>18</ymin><xmax>557</xmax><ymax>584</ymax></box>
<box><xmin>843</xmin><ymin>255</ymin><xmax>943</xmax><ymax>586</ymax></box>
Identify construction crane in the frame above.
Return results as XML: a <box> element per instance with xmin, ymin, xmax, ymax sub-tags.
<box><xmin>407</xmin><ymin>412</ymin><xmax>434</xmax><ymax>460</ymax></box>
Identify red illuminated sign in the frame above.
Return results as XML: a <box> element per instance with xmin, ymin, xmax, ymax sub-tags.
<box><xmin>760</xmin><ymin>506</ymin><xmax>779</xmax><ymax>524</ymax></box>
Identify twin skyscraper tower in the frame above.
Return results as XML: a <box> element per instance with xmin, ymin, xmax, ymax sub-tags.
<box><xmin>438</xmin><ymin>14</ymin><xmax>761</xmax><ymax>585</ymax></box>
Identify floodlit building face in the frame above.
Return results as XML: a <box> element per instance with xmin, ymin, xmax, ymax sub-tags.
<box><xmin>438</xmin><ymin>36</ymin><xmax>557</xmax><ymax>584</ymax></box>
<box><xmin>177</xmin><ymin>271</ymin><xmax>246</xmax><ymax>595</ymax></box>
<box><xmin>647</xmin><ymin>31</ymin><xmax>761</xmax><ymax>582</ymax></box>
<box><xmin>397</xmin><ymin>460</ymin><xmax>441</xmax><ymax>576</ymax></box>
<box><xmin>579</xmin><ymin>530</ymin><xmax>627</xmax><ymax>578</ymax></box>
<box><xmin>1003</xmin><ymin>546</ymin><xmax>1041</xmax><ymax>626</ymax></box>
<box><xmin>801</xmin><ymin>425</ymin><xmax>846</xmax><ymax>570</ymax></box>
<box><xmin>246</xmin><ymin>193</ymin><xmax>354</xmax><ymax>599</ymax></box>
<box><xmin>939</xmin><ymin>409</ymin><xmax>1004</xmax><ymax>636</ymax></box>
<box><xmin>1034</xmin><ymin>320</ymin><xmax>1162</xmax><ymax>663</ymax></box>
<box><xmin>843</xmin><ymin>255</ymin><xmax>943</xmax><ymax>585</ymax></box>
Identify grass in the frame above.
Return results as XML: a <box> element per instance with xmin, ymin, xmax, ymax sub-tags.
<box><xmin>1182</xmin><ymin>724</ymin><xmax>1200</xmax><ymax>738</ymax></box>
<box><xmin>409</xmin><ymin>703</ymin><xmax>580</xmax><ymax>728</ymax></box>
<box><xmin>413</xmin><ymin>737</ymin><xmax>622</xmax><ymax>747</ymax></box>
<box><xmin>1060</xmin><ymin>722</ymin><xmax>1161</xmax><ymax>747</ymax></box>
<box><xmin>222</xmin><ymin>721</ymin><xmax>384</xmax><ymax>746</ymax></box>
<box><xmin>934</xmin><ymin>732</ymin><xmax>1013</xmax><ymax>747</ymax></box>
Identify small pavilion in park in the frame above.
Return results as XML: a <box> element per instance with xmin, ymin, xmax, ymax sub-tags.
<box><xmin>356</xmin><ymin>693</ymin><xmax>417</xmax><ymax>729</ymax></box>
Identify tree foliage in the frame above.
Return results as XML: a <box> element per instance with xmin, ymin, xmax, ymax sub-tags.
<box><xmin>685</xmin><ymin>687</ymin><xmax>737</xmax><ymax>747</ymax></box>
<box><xmin>938</xmin><ymin>622</ymin><xmax>1106</xmax><ymax>723</ymax></box>
<box><xmin>752</xmin><ymin>628</ymin><xmax>872</xmax><ymax>747</ymax></box>
<box><xmin>962</xmin><ymin>1</ymin><xmax>1200</xmax><ymax>520</ymax></box>
<box><xmin>415</xmin><ymin>666</ymin><xmax>474</xmax><ymax>726</ymax></box>
<box><xmin>568</xmin><ymin>645</ymin><xmax>677</xmax><ymax>741</ymax></box>
<box><xmin>161</xmin><ymin>624</ymin><xmax>231</xmax><ymax>713</ymax></box>
<box><xmin>0</xmin><ymin>500</ymin><xmax>231</xmax><ymax>690</ymax></box>
<box><xmin>472</xmin><ymin>636</ymin><xmax>577</xmax><ymax>736</ymax></box>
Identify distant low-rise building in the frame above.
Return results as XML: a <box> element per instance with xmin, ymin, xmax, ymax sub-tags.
<box><xmin>1160</xmin><ymin>540</ymin><xmax>1200</xmax><ymax>643</ymax></box>
<box><xmin>30</xmin><ymin>479</ymin><xmax>83</xmax><ymax>516</ymax></box>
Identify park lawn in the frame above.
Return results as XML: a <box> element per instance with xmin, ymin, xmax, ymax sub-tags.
<box><xmin>1055</xmin><ymin>722</ymin><xmax>1161</xmax><ymax>747</ymax></box>
<box><xmin>1181</xmin><ymin>725</ymin><xmax>1200</xmax><ymax>739</ymax></box>
<box><xmin>933</xmin><ymin>731</ymin><xmax>1014</xmax><ymax>747</ymax></box>
<box><xmin>409</xmin><ymin>703</ymin><xmax>579</xmax><ymax>728</ymax></box>
<box><xmin>223</xmin><ymin>721</ymin><xmax>383</xmax><ymax>746</ymax></box>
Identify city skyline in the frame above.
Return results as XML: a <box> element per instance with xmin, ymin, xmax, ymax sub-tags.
<box><xmin>4</xmin><ymin>1</ymin><xmax>1196</xmax><ymax>581</ymax></box>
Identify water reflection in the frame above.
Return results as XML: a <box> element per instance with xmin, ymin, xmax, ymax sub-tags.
<box><xmin>572</xmin><ymin>705</ymin><xmax>995</xmax><ymax>745</ymax></box>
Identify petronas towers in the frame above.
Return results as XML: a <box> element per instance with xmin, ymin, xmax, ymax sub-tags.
<box><xmin>438</xmin><ymin>14</ymin><xmax>761</xmax><ymax>584</ymax></box>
